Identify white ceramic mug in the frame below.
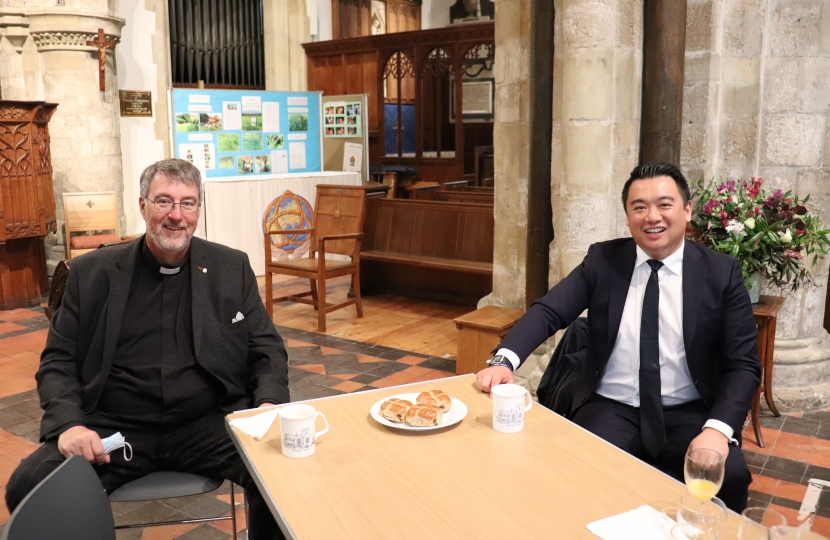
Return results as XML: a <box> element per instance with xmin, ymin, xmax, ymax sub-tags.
<box><xmin>491</xmin><ymin>383</ymin><xmax>533</xmax><ymax>433</ymax></box>
<box><xmin>279</xmin><ymin>404</ymin><xmax>329</xmax><ymax>458</ymax></box>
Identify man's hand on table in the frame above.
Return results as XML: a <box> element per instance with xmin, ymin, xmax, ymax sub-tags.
<box><xmin>257</xmin><ymin>402</ymin><xmax>277</xmax><ymax>408</ymax></box>
<box><xmin>688</xmin><ymin>427</ymin><xmax>729</xmax><ymax>462</ymax></box>
<box><xmin>58</xmin><ymin>425</ymin><xmax>110</xmax><ymax>465</ymax></box>
<box><xmin>475</xmin><ymin>366</ymin><xmax>514</xmax><ymax>393</ymax></box>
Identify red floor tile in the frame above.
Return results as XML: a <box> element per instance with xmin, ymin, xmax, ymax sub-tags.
<box><xmin>293</xmin><ymin>364</ymin><xmax>326</xmax><ymax>375</ymax></box>
<box><xmin>397</xmin><ymin>355</ymin><xmax>427</xmax><ymax>365</ymax></box>
<box><xmin>331</xmin><ymin>380</ymin><xmax>366</xmax><ymax>392</ymax></box>
<box><xmin>356</xmin><ymin>354</ymin><xmax>389</xmax><ymax>364</ymax></box>
<box><xmin>320</xmin><ymin>346</ymin><xmax>344</xmax><ymax>355</ymax></box>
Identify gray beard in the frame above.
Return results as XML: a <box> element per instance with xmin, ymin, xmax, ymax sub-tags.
<box><xmin>147</xmin><ymin>223</ymin><xmax>193</xmax><ymax>253</ymax></box>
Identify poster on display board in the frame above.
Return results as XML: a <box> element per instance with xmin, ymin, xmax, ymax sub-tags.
<box><xmin>169</xmin><ymin>88</ymin><xmax>323</xmax><ymax>178</ymax></box>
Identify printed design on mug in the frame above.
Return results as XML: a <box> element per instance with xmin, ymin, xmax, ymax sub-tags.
<box><xmin>497</xmin><ymin>404</ymin><xmax>524</xmax><ymax>427</ymax></box>
<box><xmin>283</xmin><ymin>427</ymin><xmax>314</xmax><ymax>451</ymax></box>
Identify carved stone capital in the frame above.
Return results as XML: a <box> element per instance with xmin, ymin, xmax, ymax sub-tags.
<box><xmin>26</xmin><ymin>9</ymin><xmax>124</xmax><ymax>52</ymax></box>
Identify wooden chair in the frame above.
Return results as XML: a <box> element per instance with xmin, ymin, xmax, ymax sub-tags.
<box><xmin>264</xmin><ymin>185</ymin><xmax>366</xmax><ymax>332</ymax></box>
<box><xmin>63</xmin><ymin>192</ymin><xmax>120</xmax><ymax>261</ymax></box>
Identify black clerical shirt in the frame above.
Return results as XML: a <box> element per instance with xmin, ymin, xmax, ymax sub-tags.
<box><xmin>96</xmin><ymin>240</ymin><xmax>222</xmax><ymax>427</ymax></box>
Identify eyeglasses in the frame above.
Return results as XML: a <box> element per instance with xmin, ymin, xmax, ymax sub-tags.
<box><xmin>145</xmin><ymin>197</ymin><xmax>200</xmax><ymax>213</ymax></box>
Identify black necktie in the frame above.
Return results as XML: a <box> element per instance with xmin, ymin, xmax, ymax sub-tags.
<box><xmin>640</xmin><ymin>259</ymin><xmax>665</xmax><ymax>458</ymax></box>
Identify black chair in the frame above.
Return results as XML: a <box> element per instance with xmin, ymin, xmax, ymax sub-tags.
<box><xmin>536</xmin><ymin>317</ymin><xmax>589</xmax><ymax>418</ymax></box>
<box><xmin>108</xmin><ymin>472</ymin><xmax>238</xmax><ymax>539</ymax></box>
<box><xmin>1</xmin><ymin>456</ymin><xmax>115</xmax><ymax>540</ymax></box>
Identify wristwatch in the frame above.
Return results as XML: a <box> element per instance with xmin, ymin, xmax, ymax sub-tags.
<box><xmin>486</xmin><ymin>354</ymin><xmax>514</xmax><ymax>371</ymax></box>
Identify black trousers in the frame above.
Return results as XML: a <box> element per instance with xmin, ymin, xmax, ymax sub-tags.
<box><xmin>5</xmin><ymin>411</ymin><xmax>285</xmax><ymax>540</ymax></box>
<box><xmin>572</xmin><ymin>393</ymin><xmax>752</xmax><ymax>513</ymax></box>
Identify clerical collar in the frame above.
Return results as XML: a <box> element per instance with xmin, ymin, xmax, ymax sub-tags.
<box><xmin>141</xmin><ymin>238</ymin><xmax>190</xmax><ymax>275</ymax></box>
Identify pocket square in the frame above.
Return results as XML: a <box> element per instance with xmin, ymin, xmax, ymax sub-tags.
<box><xmin>232</xmin><ymin>311</ymin><xmax>245</xmax><ymax>323</ymax></box>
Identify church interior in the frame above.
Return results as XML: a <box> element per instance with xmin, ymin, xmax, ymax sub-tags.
<box><xmin>1</xmin><ymin>0</ymin><xmax>830</xmax><ymax>538</ymax></box>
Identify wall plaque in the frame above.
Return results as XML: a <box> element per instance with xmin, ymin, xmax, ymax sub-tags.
<box><xmin>119</xmin><ymin>91</ymin><xmax>153</xmax><ymax>117</ymax></box>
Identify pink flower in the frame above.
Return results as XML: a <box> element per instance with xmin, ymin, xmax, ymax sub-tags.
<box><xmin>721</xmin><ymin>218</ymin><xmax>728</xmax><ymax>226</ymax></box>
<box><xmin>785</xmin><ymin>249</ymin><xmax>803</xmax><ymax>260</ymax></box>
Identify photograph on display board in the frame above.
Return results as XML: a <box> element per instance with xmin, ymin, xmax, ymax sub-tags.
<box><xmin>325</xmin><ymin>106</ymin><xmax>334</xmax><ymax>115</ymax></box>
<box><xmin>242</xmin><ymin>114</ymin><xmax>263</xmax><ymax>131</ymax></box>
<box><xmin>199</xmin><ymin>113</ymin><xmax>223</xmax><ymax>131</ymax></box>
<box><xmin>324</xmin><ymin>100</ymin><xmax>362</xmax><ymax>138</ymax></box>
<box><xmin>325</xmin><ymin>116</ymin><xmax>334</xmax><ymax>125</ymax></box>
<box><xmin>267</xmin><ymin>134</ymin><xmax>285</xmax><ymax>149</ymax></box>
<box><xmin>325</xmin><ymin>127</ymin><xmax>334</xmax><ymax>136</ymax></box>
<box><xmin>243</xmin><ymin>133</ymin><xmax>264</xmax><ymax>151</ymax></box>
<box><xmin>219</xmin><ymin>156</ymin><xmax>235</xmax><ymax>169</ymax></box>
<box><xmin>176</xmin><ymin>113</ymin><xmax>200</xmax><ymax>132</ymax></box>
<box><xmin>336</xmin><ymin>106</ymin><xmax>344</xmax><ymax>115</ymax></box>
<box><xmin>289</xmin><ymin>113</ymin><xmax>308</xmax><ymax>131</ymax></box>
<box><xmin>238</xmin><ymin>155</ymin><xmax>254</xmax><ymax>174</ymax></box>
<box><xmin>255</xmin><ymin>155</ymin><xmax>271</xmax><ymax>173</ymax></box>
<box><xmin>336</xmin><ymin>127</ymin><xmax>345</xmax><ymax>135</ymax></box>
<box><xmin>218</xmin><ymin>133</ymin><xmax>239</xmax><ymax>152</ymax></box>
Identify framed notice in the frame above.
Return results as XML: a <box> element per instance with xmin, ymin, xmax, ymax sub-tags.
<box><xmin>119</xmin><ymin>90</ymin><xmax>153</xmax><ymax>117</ymax></box>
<box><xmin>449</xmin><ymin>78</ymin><xmax>495</xmax><ymax>122</ymax></box>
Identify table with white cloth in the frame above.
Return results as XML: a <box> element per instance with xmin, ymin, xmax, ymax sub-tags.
<box><xmin>198</xmin><ymin>171</ymin><xmax>361</xmax><ymax>275</ymax></box>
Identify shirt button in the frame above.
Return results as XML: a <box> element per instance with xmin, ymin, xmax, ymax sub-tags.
<box><xmin>580</xmin><ymin>397</ymin><xmax>586</xmax><ymax>403</ymax></box>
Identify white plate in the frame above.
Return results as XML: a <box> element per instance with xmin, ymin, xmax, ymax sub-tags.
<box><xmin>370</xmin><ymin>393</ymin><xmax>468</xmax><ymax>431</ymax></box>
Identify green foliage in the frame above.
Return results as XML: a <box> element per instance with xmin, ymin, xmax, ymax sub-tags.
<box><xmin>289</xmin><ymin>114</ymin><xmax>308</xmax><ymax>132</ymax></box>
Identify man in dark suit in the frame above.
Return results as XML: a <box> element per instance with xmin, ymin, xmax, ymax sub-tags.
<box><xmin>476</xmin><ymin>162</ymin><xmax>760</xmax><ymax>512</ymax></box>
<box><xmin>6</xmin><ymin>159</ymin><xmax>288</xmax><ymax>539</ymax></box>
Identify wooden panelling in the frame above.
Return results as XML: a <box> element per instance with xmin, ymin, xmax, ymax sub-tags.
<box><xmin>360</xmin><ymin>197</ymin><xmax>493</xmax><ymax>305</ymax></box>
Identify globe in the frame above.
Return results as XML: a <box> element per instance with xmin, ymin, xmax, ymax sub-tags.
<box><xmin>263</xmin><ymin>190</ymin><xmax>314</xmax><ymax>256</ymax></box>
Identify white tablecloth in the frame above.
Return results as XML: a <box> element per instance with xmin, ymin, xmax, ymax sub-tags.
<box><xmin>200</xmin><ymin>171</ymin><xmax>361</xmax><ymax>275</ymax></box>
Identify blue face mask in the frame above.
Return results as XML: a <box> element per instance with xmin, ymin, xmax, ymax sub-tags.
<box><xmin>101</xmin><ymin>432</ymin><xmax>133</xmax><ymax>461</ymax></box>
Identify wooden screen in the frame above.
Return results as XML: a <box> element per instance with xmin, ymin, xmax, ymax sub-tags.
<box><xmin>333</xmin><ymin>0</ymin><xmax>421</xmax><ymax>39</ymax></box>
<box><xmin>304</xmin><ymin>23</ymin><xmax>494</xmax><ymax>183</ymax></box>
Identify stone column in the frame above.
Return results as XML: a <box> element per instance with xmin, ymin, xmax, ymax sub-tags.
<box><xmin>681</xmin><ymin>0</ymin><xmax>830</xmax><ymax>411</ymax></box>
<box><xmin>264</xmin><ymin>0</ymin><xmax>310</xmax><ymax>91</ymax></box>
<box><xmin>25</xmin><ymin>7</ymin><xmax>126</xmax><ymax>267</ymax></box>
<box><xmin>489</xmin><ymin>0</ymin><xmax>644</xmax><ymax>391</ymax></box>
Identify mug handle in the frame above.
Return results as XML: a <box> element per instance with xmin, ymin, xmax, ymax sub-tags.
<box><xmin>315</xmin><ymin>412</ymin><xmax>330</xmax><ymax>438</ymax></box>
<box><xmin>523</xmin><ymin>389</ymin><xmax>533</xmax><ymax>412</ymax></box>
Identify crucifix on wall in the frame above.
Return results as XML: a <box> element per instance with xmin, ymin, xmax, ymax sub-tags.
<box><xmin>86</xmin><ymin>28</ymin><xmax>117</xmax><ymax>91</ymax></box>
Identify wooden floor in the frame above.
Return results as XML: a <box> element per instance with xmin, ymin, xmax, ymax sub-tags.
<box><xmin>262</xmin><ymin>274</ymin><xmax>471</xmax><ymax>359</ymax></box>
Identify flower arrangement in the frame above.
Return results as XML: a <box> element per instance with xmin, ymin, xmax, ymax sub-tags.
<box><xmin>690</xmin><ymin>177</ymin><xmax>830</xmax><ymax>292</ymax></box>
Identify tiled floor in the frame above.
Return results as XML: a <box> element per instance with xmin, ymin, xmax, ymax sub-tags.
<box><xmin>2</xmin><ymin>288</ymin><xmax>830</xmax><ymax>537</ymax></box>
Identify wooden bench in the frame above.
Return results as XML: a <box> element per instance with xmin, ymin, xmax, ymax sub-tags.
<box><xmin>454</xmin><ymin>306</ymin><xmax>524</xmax><ymax>374</ymax></box>
<box><xmin>361</xmin><ymin>198</ymin><xmax>494</xmax><ymax>305</ymax></box>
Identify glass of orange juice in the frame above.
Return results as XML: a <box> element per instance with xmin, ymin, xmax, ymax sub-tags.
<box><xmin>685</xmin><ymin>448</ymin><xmax>725</xmax><ymax>502</ymax></box>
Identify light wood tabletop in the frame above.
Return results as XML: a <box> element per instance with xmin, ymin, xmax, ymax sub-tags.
<box><xmin>226</xmin><ymin>375</ymin><xmax>742</xmax><ymax>539</ymax></box>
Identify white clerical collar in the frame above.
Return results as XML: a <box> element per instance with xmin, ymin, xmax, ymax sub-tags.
<box><xmin>159</xmin><ymin>266</ymin><xmax>181</xmax><ymax>275</ymax></box>
<box><xmin>635</xmin><ymin>241</ymin><xmax>685</xmax><ymax>276</ymax></box>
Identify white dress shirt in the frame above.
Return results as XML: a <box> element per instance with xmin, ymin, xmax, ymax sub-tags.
<box><xmin>496</xmin><ymin>242</ymin><xmax>736</xmax><ymax>442</ymax></box>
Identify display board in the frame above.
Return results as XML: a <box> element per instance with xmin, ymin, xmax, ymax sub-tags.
<box><xmin>169</xmin><ymin>89</ymin><xmax>323</xmax><ymax>178</ymax></box>
<box><xmin>322</xmin><ymin>94</ymin><xmax>369</xmax><ymax>182</ymax></box>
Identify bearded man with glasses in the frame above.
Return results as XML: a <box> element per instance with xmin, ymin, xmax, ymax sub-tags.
<box><xmin>6</xmin><ymin>159</ymin><xmax>289</xmax><ymax>540</ymax></box>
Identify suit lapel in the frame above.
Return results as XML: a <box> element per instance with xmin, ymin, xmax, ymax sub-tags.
<box><xmin>102</xmin><ymin>240</ymin><xmax>141</xmax><ymax>377</ymax></box>
<box><xmin>190</xmin><ymin>238</ymin><xmax>207</xmax><ymax>357</ymax></box>
<box><xmin>682</xmin><ymin>240</ymin><xmax>705</xmax><ymax>353</ymax></box>
<box><xmin>607</xmin><ymin>241</ymin><xmax>637</xmax><ymax>345</ymax></box>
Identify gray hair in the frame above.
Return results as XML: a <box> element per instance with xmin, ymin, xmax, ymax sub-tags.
<box><xmin>139</xmin><ymin>159</ymin><xmax>203</xmax><ymax>202</ymax></box>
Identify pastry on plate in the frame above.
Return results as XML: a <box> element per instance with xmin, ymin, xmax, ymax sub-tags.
<box><xmin>379</xmin><ymin>398</ymin><xmax>413</xmax><ymax>423</ymax></box>
<box><xmin>405</xmin><ymin>404</ymin><xmax>443</xmax><ymax>427</ymax></box>
<box><xmin>416</xmin><ymin>390</ymin><xmax>451</xmax><ymax>413</ymax></box>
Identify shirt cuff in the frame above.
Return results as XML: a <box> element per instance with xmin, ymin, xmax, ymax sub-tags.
<box><xmin>495</xmin><ymin>348</ymin><xmax>521</xmax><ymax>371</ymax></box>
<box><xmin>703</xmin><ymin>419</ymin><xmax>737</xmax><ymax>445</ymax></box>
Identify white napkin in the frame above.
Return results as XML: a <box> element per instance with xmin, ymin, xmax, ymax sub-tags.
<box><xmin>586</xmin><ymin>505</ymin><xmax>677</xmax><ymax>540</ymax></box>
<box><xmin>229</xmin><ymin>408</ymin><xmax>280</xmax><ymax>440</ymax></box>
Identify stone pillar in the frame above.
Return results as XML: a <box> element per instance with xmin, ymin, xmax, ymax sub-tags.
<box><xmin>0</xmin><ymin>3</ymin><xmax>126</xmax><ymax>268</ymax></box>
<box><xmin>264</xmin><ymin>0</ymin><xmax>311</xmax><ymax>91</ymax></box>
<box><xmin>489</xmin><ymin>0</ymin><xmax>644</xmax><ymax>392</ymax></box>
<box><xmin>681</xmin><ymin>0</ymin><xmax>830</xmax><ymax>411</ymax></box>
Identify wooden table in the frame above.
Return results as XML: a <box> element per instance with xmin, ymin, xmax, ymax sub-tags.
<box><xmin>750</xmin><ymin>295</ymin><xmax>785</xmax><ymax>448</ymax></box>
<box><xmin>226</xmin><ymin>375</ymin><xmax>741</xmax><ymax>539</ymax></box>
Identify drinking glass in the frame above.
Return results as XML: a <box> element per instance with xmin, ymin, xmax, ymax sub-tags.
<box><xmin>685</xmin><ymin>448</ymin><xmax>726</xmax><ymax>502</ymax></box>
<box><xmin>740</xmin><ymin>507</ymin><xmax>788</xmax><ymax>540</ymax></box>
<box><xmin>770</xmin><ymin>526</ymin><xmax>828</xmax><ymax>539</ymax></box>
<box><xmin>678</xmin><ymin>493</ymin><xmax>728</xmax><ymax>533</ymax></box>
<box><xmin>671</xmin><ymin>523</ymin><xmax>718</xmax><ymax>540</ymax></box>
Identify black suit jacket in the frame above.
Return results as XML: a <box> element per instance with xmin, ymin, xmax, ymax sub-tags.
<box><xmin>37</xmin><ymin>236</ymin><xmax>290</xmax><ymax>441</ymax></box>
<box><xmin>499</xmin><ymin>239</ymin><xmax>761</xmax><ymax>434</ymax></box>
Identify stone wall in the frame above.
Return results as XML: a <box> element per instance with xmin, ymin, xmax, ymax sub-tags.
<box><xmin>682</xmin><ymin>0</ymin><xmax>830</xmax><ymax>411</ymax></box>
